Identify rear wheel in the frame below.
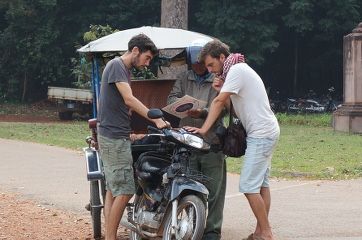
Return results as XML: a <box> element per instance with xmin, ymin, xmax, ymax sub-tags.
<box><xmin>162</xmin><ymin>195</ymin><xmax>206</xmax><ymax>240</ymax></box>
<box><xmin>90</xmin><ymin>180</ymin><xmax>102</xmax><ymax>239</ymax></box>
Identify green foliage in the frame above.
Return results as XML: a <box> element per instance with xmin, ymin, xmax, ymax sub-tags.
<box><xmin>70</xmin><ymin>24</ymin><xmax>120</xmax><ymax>89</ymax></box>
<box><xmin>192</xmin><ymin>0</ymin><xmax>281</xmax><ymax>65</ymax></box>
<box><xmin>131</xmin><ymin>67</ymin><xmax>156</xmax><ymax>80</ymax></box>
<box><xmin>190</xmin><ymin>0</ymin><xmax>361</xmax><ymax>96</ymax></box>
<box><xmin>0</xmin><ymin>0</ymin><xmax>61</xmax><ymax>101</ymax></box>
<box><xmin>0</xmin><ymin>0</ymin><xmax>161</xmax><ymax>102</ymax></box>
<box><xmin>283</xmin><ymin>0</ymin><xmax>314</xmax><ymax>35</ymax></box>
<box><xmin>0</xmin><ymin>0</ymin><xmax>361</xmax><ymax>102</ymax></box>
<box><xmin>70</xmin><ymin>56</ymin><xmax>92</xmax><ymax>89</ymax></box>
<box><xmin>83</xmin><ymin>24</ymin><xmax>119</xmax><ymax>43</ymax></box>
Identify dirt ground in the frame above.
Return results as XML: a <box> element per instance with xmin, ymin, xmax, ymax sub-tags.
<box><xmin>0</xmin><ymin>100</ymin><xmax>60</xmax><ymax>123</ymax></box>
<box><xmin>0</xmin><ymin>101</ymin><xmax>106</xmax><ymax>240</ymax></box>
<box><xmin>0</xmin><ymin>190</ymin><xmax>94</xmax><ymax>240</ymax></box>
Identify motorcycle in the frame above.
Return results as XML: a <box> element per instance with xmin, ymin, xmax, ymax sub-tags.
<box><xmin>287</xmin><ymin>98</ymin><xmax>325</xmax><ymax>114</ymax></box>
<box><xmin>83</xmin><ymin>109</ymin><xmax>210</xmax><ymax>240</ymax></box>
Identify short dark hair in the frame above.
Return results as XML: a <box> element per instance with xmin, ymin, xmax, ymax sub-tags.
<box><xmin>199</xmin><ymin>39</ymin><xmax>230</xmax><ymax>64</ymax></box>
<box><xmin>128</xmin><ymin>34</ymin><xmax>158</xmax><ymax>56</ymax></box>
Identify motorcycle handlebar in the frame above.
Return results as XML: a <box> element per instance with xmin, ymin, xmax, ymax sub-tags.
<box><xmin>147</xmin><ymin>125</ymin><xmax>162</xmax><ymax>133</ymax></box>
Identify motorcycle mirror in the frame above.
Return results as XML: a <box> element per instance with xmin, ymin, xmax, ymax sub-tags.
<box><xmin>147</xmin><ymin>109</ymin><xmax>164</xmax><ymax>119</ymax></box>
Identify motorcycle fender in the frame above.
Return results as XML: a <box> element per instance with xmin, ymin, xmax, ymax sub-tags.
<box><xmin>170</xmin><ymin>177</ymin><xmax>209</xmax><ymax>201</ymax></box>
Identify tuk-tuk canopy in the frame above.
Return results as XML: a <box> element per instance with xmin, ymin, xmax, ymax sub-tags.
<box><xmin>77</xmin><ymin>26</ymin><xmax>214</xmax><ymax>53</ymax></box>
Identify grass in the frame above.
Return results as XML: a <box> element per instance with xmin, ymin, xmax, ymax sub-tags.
<box><xmin>227</xmin><ymin>124</ymin><xmax>362</xmax><ymax>180</ymax></box>
<box><xmin>0</xmin><ymin>112</ymin><xmax>361</xmax><ymax>180</ymax></box>
<box><xmin>0</xmin><ymin>121</ymin><xmax>88</xmax><ymax>150</ymax></box>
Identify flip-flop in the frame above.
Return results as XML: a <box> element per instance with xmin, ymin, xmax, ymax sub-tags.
<box><xmin>242</xmin><ymin>233</ymin><xmax>254</xmax><ymax>240</ymax></box>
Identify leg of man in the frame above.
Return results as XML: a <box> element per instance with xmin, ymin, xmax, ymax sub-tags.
<box><xmin>254</xmin><ymin>187</ymin><xmax>271</xmax><ymax>235</ymax></box>
<box><xmin>104</xmin><ymin>190</ymin><xmax>113</xmax><ymax>236</ymax></box>
<box><xmin>239</xmin><ymin>137</ymin><xmax>278</xmax><ymax>240</ymax></box>
<box><xmin>245</xmin><ymin>193</ymin><xmax>273</xmax><ymax>239</ymax></box>
<box><xmin>191</xmin><ymin>151</ymin><xmax>226</xmax><ymax>240</ymax></box>
<box><xmin>105</xmin><ymin>193</ymin><xmax>133</xmax><ymax>240</ymax></box>
<box><xmin>98</xmin><ymin>135</ymin><xmax>136</xmax><ymax>240</ymax></box>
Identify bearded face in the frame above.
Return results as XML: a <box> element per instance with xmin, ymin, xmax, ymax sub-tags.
<box><xmin>204</xmin><ymin>54</ymin><xmax>225</xmax><ymax>75</ymax></box>
<box><xmin>131</xmin><ymin>49</ymin><xmax>153</xmax><ymax>70</ymax></box>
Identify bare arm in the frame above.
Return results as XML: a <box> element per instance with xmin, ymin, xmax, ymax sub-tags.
<box><xmin>116</xmin><ymin>82</ymin><xmax>167</xmax><ymax>128</ymax></box>
<box><xmin>186</xmin><ymin>92</ymin><xmax>232</xmax><ymax>135</ymax></box>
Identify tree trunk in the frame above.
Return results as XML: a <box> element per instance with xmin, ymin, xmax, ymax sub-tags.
<box><xmin>293</xmin><ymin>34</ymin><xmax>298</xmax><ymax>96</ymax></box>
<box><xmin>161</xmin><ymin>0</ymin><xmax>188</xmax><ymax>29</ymax></box>
<box><xmin>22</xmin><ymin>71</ymin><xmax>27</xmax><ymax>102</ymax></box>
<box><xmin>159</xmin><ymin>0</ymin><xmax>188</xmax><ymax>79</ymax></box>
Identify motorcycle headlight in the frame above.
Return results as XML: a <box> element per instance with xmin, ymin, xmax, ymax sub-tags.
<box><xmin>170</xmin><ymin>131</ymin><xmax>210</xmax><ymax>150</ymax></box>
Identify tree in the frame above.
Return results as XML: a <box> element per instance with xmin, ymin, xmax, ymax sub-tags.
<box><xmin>161</xmin><ymin>0</ymin><xmax>188</xmax><ymax>29</ymax></box>
<box><xmin>282</xmin><ymin>0</ymin><xmax>314</xmax><ymax>95</ymax></box>
<box><xmin>159</xmin><ymin>0</ymin><xmax>188</xmax><ymax>79</ymax></box>
<box><xmin>0</xmin><ymin>0</ymin><xmax>59</xmax><ymax>102</ymax></box>
<box><xmin>277</xmin><ymin>0</ymin><xmax>360</xmax><ymax>96</ymax></box>
<box><xmin>0</xmin><ymin>0</ymin><xmax>161</xmax><ymax>102</ymax></box>
<box><xmin>192</xmin><ymin>0</ymin><xmax>280</xmax><ymax>66</ymax></box>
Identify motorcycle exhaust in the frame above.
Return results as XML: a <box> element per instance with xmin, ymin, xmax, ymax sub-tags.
<box><xmin>120</xmin><ymin>220</ymin><xmax>138</xmax><ymax>232</ymax></box>
<box><xmin>120</xmin><ymin>220</ymin><xmax>159</xmax><ymax>238</ymax></box>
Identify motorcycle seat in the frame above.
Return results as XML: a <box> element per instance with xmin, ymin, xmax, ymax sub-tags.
<box><xmin>135</xmin><ymin>152</ymin><xmax>171</xmax><ymax>181</ymax></box>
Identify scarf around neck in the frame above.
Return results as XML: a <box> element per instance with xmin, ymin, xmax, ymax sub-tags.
<box><xmin>218</xmin><ymin>53</ymin><xmax>245</xmax><ymax>81</ymax></box>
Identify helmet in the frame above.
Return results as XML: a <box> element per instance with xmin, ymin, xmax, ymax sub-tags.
<box><xmin>186</xmin><ymin>38</ymin><xmax>209</xmax><ymax>65</ymax></box>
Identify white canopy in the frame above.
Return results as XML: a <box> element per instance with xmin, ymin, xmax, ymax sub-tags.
<box><xmin>77</xmin><ymin>26</ymin><xmax>214</xmax><ymax>53</ymax></box>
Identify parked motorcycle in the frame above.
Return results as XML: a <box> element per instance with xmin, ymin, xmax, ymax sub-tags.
<box><xmin>287</xmin><ymin>98</ymin><xmax>325</xmax><ymax>114</ymax></box>
<box><xmin>124</xmin><ymin>109</ymin><xmax>209</xmax><ymax>240</ymax></box>
<box><xmin>83</xmin><ymin>109</ymin><xmax>210</xmax><ymax>240</ymax></box>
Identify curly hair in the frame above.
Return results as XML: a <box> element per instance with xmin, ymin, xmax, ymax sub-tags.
<box><xmin>128</xmin><ymin>34</ymin><xmax>158</xmax><ymax>56</ymax></box>
<box><xmin>199</xmin><ymin>39</ymin><xmax>230</xmax><ymax>64</ymax></box>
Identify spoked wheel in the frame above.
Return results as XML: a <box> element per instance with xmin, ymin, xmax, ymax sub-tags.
<box><xmin>90</xmin><ymin>180</ymin><xmax>102</xmax><ymax>239</ymax></box>
<box><xmin>162</xmin><ymin>195</ymin><xmax>206</xmax><ymax>240</ymax></box>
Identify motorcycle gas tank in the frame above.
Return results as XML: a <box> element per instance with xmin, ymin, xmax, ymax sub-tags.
<box><xmin>135</xmin><ymin>151</ymin><xmax>171</xmax><ymax>184</ymax></box>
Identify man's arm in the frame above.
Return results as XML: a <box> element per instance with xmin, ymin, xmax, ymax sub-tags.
<box><xmin>187</xmin><ymin>92</ymin><xmax>232</xmax><ymax>135</ymax></box>
<box><xmin>116</xmin><ymin>82</ymin><xmax>167</xmax><ymax>128</ymax></box>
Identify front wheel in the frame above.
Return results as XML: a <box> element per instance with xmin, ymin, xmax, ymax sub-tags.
<box><xmin>162</xmin><ymin>195</ymin><xmax>206</xmax><ymax>240</ymax></box>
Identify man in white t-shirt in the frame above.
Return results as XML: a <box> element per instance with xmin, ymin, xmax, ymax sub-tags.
<box><xmin>186</xmin><ymin>40</ymin><xmax>280</xmax><ymax>240</ymax></box>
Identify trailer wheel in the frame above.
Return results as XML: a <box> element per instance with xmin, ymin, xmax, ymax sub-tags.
<box><xmin>59</xmin><ymin>111</ymin><xmax>73</xmax><ymax>120</ymax></box>
<box><xmin>90</xmin><ymin>180</ymin><xmax>102</xmax><ymax>239</ymax></box>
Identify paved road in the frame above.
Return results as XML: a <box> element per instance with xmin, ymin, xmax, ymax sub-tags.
<box><xmin>1</xmin><ymin>138</ymin><xmax>361</xmax><ymax>240</ymax></box>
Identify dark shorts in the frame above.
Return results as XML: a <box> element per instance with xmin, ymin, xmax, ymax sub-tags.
<box><xmin>98</xmin><ymin>134</ymin><xmax>135</xmax><ymax>196</ymax></box>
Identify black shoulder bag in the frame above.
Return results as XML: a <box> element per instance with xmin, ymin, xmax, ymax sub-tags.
<box><xmin>222</xmin><ymin>103</ymin><xmax>247</xmax><ymax>157</ymax></box>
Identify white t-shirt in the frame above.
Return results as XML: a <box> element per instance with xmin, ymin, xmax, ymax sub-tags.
<box><xmin>220</xmin><ymin>63</ymin><xmax>280</xmax><ymax>138</ymax></box>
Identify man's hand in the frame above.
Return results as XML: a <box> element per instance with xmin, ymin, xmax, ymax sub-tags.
<box><xmin>212</xmin><ymin>77</ymin><xmax>224</xmax><ymax>92</ymax></box>
<box><xmin>130</xmin><ymin>133</ymin><xmax>145</xmax><ymax>143</ymax></box>
<box><xmin>183</xmin><ymin>126</ymin><xmax>207</xmax><ymax>136</ymax></box>
<box><xmin>187</xmin><ymin>108</ymin><xmax>203</xmax><ymax>118</ymax></box>
<box><xmin>153</xmin><ymin>118</ymin><xmax>170</xmax><ymax>129</ymax></box>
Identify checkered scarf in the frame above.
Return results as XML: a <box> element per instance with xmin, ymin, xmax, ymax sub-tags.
<box><xmin>219</xmin><ymin>53</ymin><xmax>245</xmax><ymax>81</ymax></box>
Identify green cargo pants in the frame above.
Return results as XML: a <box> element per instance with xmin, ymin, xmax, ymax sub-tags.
<box><xmin>190</xmin><ymin>150</ymin><xmax>226</xmax><ymax>240</ymax></box>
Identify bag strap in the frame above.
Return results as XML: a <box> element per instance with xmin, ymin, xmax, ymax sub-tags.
<box><xmin>228</xmin><ymin>101</ymin><xmax>234</xmax><ymax>126</ymax></box>
<box><xmin>228</xmin><ymin>101</ymin><xmax>246</xmax><ymax>132</ymax></box>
